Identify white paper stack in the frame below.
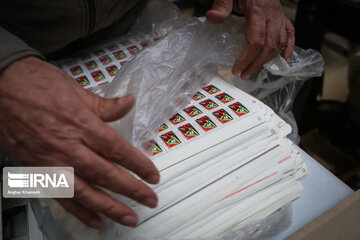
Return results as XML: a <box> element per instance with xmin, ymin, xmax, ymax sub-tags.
<box><xmin>57</xmin><ymin>38</ymin><xmax>307</xmax><ymax>238</ymax></box>
<box><xmin>119</xmin><ymin>76</ymin><xmax>307</xmax><ymax>239</ymax></box>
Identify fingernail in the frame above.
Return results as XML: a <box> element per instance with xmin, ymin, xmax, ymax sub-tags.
<box><xmin>147</xmin><ymin>174</ymin><xmax>160</xmax><ymax>184</ymax></box>
<box><xmin>89</xmin><ymin>219</ymin><xmax>102</xmax><ymax>229</ymax></box>
<box><xmin>120</xmin><ymin>215</ymin><xmax>138</xmax><ymax>227</ymax></box>
<box><xmin>143</xmin><ymin>197</ymin><xmax>158</xmax><ymax>208</ymax></box>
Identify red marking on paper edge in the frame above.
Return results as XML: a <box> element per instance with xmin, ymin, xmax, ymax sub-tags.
<box><xmin>218</xmin><ymin>171</ymin><xmax>279</xmax><ymax>202</ymax></box>
<box><xmin>278</xmin><ymin>155</ymin><xmax>291</xmax><ymax>164</ymax></box>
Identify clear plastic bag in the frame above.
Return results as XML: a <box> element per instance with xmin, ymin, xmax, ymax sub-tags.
<box><xmin>106</xmin><ymin>2</ymin><xmax>323</xmax><ymax>150</ymax></box>
<box><xmin>219</xmin><ymin>204</ymin><xmax>293</xmax><ymax>240</ymax></box>
<box><xmin>102</xmin><ymin>0</ymin><xmax>323</xmax><ymax>239</ymax></box>
<box><xmin>231</xmin><ymin>46</ymin><xmax>324</xmax><ymax>143</ymax></box>
<box><xmin>105</xmin><ymin>18</ymin><xmax>244</xmax><ymax>150</ymax></box>
<box><xmin>32</xmin><ymin>0</ymin><xmax>324</xmax><ymax>239</ymax></box>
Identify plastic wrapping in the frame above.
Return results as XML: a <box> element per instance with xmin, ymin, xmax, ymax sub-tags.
<box><xmin>32</xmin><ymin>0</ymin><xmax>323</xmax><ymax>239</ymax></box>
<box><xmin>105</xmin><ymin>2</ymin><xmax>323</xmax><ymax>150</ymax></box>
<box><xmin>218</xmin><ymin>203</ymin><xmax>293</xmax><ymax>240</ymax></box>
<box><xmin>102</xmin><ymin>0</ymin><xmax>322</xmax><ymax>238</ymax></box>
<box><xmin>232</xmin><ymin>46</ymin><xmax>324</xmax><ymax>143</ymax></box>
<box><xmin>105</xmin><ymin>19</ymin><xmax>244</xmax><ymax>150</ymax></box>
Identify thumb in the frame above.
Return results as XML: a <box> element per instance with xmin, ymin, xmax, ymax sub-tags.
<box><xmin>206</xmin><ymin>0</ymin><xmax>233</xmax><ymax>24</ymax></box>
<box><xmin>95</xmin><ymin>94</ymin><xmax>136</xmax><ymax>122</ymax></box>
<box><xmin>66</xmin><ymin>75</ymin><xmax>135</xmax><ymax>122</ymax></box>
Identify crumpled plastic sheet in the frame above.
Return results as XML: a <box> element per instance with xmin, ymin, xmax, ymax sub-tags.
<box><xmin>31</xmin><ymin>0</ymin><xmax>324</xmax><ymax>239</ymax></box>
<box><xmin>105</xmin><ymin>19</ymin><xmax>244</xmax><ymax>150</ymax></box>
<box><xmin>232</xmin><ymin>46</ymin><xmax>324</xmax><ymax>143</ymax></box>
<box><xmin>105</xmin><ymin>1</ymin><xmax>323</xmax><ymax>150</ymax></box>
<box><xmin>217</xmin><ymin>204</ymin><xmax>293</xmax><ymax>240</ymax></box>
<box><xmin>102</xmin><ymin>0</ymin><xmax>323</xmax><ymax>239</ymax></box>
<box><xmin>101</xmin><ymin>0</ymin><xmax>323</xmax><ymax>238</ymax></box>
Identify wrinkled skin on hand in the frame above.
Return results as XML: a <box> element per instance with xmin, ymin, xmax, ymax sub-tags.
<box><xmin>0</xmin><ymin>57</ymin><xmax>160</xmax><ymax>229</ymax></box>
<box><xmin>206</xmin><ymin>0</ymin><xmax>295</xmax><ymax>79</ymax></box>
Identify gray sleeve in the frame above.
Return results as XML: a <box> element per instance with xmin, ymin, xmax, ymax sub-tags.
<box><xmin>0</xmin><ymin>27</ymin><xmax>44</xmax><ymax>72</ymax></box>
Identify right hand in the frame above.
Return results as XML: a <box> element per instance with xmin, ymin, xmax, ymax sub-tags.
<box><xmin>206</xmin><ymin>0</ymin><xmax>295</xmax><ymax>79</ymax></box>
<box><xmin>0</xmin><ymin>56</ymin><xmax>160</xmax><ymax>229</ymax></box>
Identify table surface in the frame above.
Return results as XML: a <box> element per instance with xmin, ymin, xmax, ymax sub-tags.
<box><xmin>267</xmin><ymin>145</ymin><xmax>354</xmax><ymax>239</ymax></box>
<box><xmin>28</xmin><ymin>146</ymin><xmax>354</xmax><ymax>240</ymax></box>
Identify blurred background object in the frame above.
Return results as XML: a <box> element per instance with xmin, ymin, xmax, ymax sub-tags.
<box><xmin>291</xmin><ymin>0</ymin><xmax>360</xmax><ymax>190</ymax></box>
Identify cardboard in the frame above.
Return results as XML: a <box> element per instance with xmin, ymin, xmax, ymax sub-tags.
<box><xmin>288</xmin><ymin>190</ymin><xmax>360</xmax><ymax>240</ymax></box>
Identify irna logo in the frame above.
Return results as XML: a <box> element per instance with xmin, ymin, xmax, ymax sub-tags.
<box><xmin>7</xmin><ymin>172</ymin><xmax>69</xmax><ymax>188</ymax></box>
<box><xmin>3</xmin><ymin>167</ymin><xmax>74</xmax><ymax>198</ymax></box>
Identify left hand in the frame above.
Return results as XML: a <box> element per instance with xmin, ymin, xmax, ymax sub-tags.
<box><xmin>0</xmin><ymin>57</ymin><xmax>160</xmax><ymax>228</ymax></box>
<box><xmin>206</xmin><ymin>0</ymin><xmax>295</xmax><ymax>79</ymax></box>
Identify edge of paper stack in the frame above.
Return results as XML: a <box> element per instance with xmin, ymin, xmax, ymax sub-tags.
<box><xmin>117</xmin><ymin>76</ymin><xmax>308</xmax><ymax>240</ymax></box>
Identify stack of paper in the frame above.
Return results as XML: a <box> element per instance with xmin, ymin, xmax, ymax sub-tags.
<box><xmin>57</xmin><ymin>35</ymin><xmax>307</xmax><ymax>239</ymax></box>
<box><xmin>118</xmin><ymin>76</ymin><xmax>307</xmax><ymax>239</ymax></box>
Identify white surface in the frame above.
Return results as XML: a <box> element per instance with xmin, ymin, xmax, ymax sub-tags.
<box><xmin>268</xmin><ymin>146</ymin><xmax>354</xmax><ymax>239</ymax></box>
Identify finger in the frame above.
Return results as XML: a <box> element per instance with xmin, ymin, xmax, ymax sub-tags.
<box><xmin>65</xmin><ymin>79</ymin><xmax>160</xmax><ymax>185</ymax></box>
<box><xmin>245</xmin><ymin>7</ymin><xmax>266</xmax><ymax>48</ymax></box>
<box><xmin>232</xmin><ymin>44</ymin><xmax>261</xmax><ymax>75</ymax></box>
<box><xmin>57</xmin><ymin>199</ymin><xmax>103</xmax><ymax>229</ymax></box>
<box><xmin>240</xmin><ymin>47</ymin><xmax>277</xmax><ymax>80</ymax></box>
<box><xmin>93</xmin><ymin>94</ymin><xmax>135</xmax><ymax>122</ymax></box>
<box><xmin>64</xmin><ymin>82</ymin><xmax>159</xmax><ymax>184</ymax></box>
<box><xmin>206</xmin><ymin>0</ymin><xmax>233</xmax><ymax>24</ymax></box>
<box><xmin>73</xmin><ymin>177</ymin><xmax>139</xmax><ymax>227</ymax></box>
<box><xmin>81</xmin><ymin>115</ymin><xmax>160</xmax><ymax>185</ymax></box>
<box><xmin>282</xmin><ymin>20</ymin><xmax>295</xmax><ymax>62</ymax></box>
<box><xmin>232</xmin><ymin>10</ymin><xmax>266</xmax><ymax>75</ymax></box>
<box><xmin>70</xmin><ymin>82</ymin><xmax>135</xmax><ymax>122</ymax></box>
<box><xmin>279</xmin><ymin>28</ymin><xmax>287</xmax><ymax>50</ymax></box>
<box><xmin>67</xmin><ymin>144</ymin><xmax>158</xmax><ymax>208</ymax></box>
<box><xmin>240</xmin><ymin>22</ymin><xmax>280</xmax><ymax>79</ymax></box>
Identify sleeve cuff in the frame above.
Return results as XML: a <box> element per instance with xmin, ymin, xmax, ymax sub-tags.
<box><xmin>0</xmin><ymin>27</ymin><xmax>45</xmax><ymax>72</ymax></box>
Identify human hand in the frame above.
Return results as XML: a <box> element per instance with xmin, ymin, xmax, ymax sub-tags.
<box><xmin>206</xmin><ymin>0</ymin><xmax>295</xmax><ymax>79</ymax></box>
<box><xmin>0</xmin><ymin>57</ymin><xmax>160</xmax><ymax>229</ymax></box>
